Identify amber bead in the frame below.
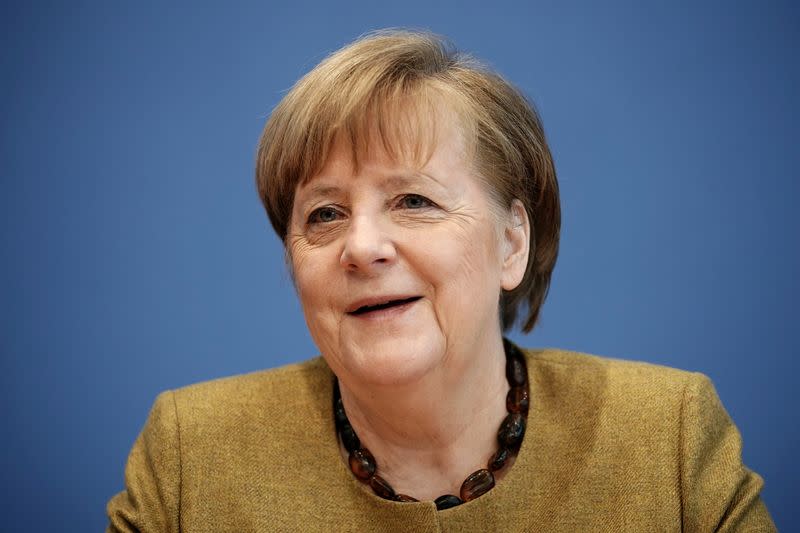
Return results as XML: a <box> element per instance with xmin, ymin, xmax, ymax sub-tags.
<box><xmin>395</xmin><ymin>493</ymin><xmax>419</xmax><ymax>502</ymax></box>
<box><xmin>506</xmin><ymin>385</ymin><xmax>529</xmax><ymax>414</ymax></box>
<box><xmin>340</xmin><ymin>423</ymin><xmax>360</xmax><ymax>453</ymax></box>
<box><xmin>460</xmin><ymin>469</ymin><xmax>495</xmax><ymax>501</ymax></box>
<box><xmin>349</xmin><ymin>448</ymin><xmax>376</xmax><ymax>480</ymax></box>
<box><xmin>498</xmin><ymin>413</ymin><xmax>526</xmax><ymax>449</ymax></box>
<box><xmin>369</xmin><ymin>475</ymin><xmax>396</xmax><ymax>500</ymax></box>
<box><xmin>505</xmin><ymin>356</ymin><xmax>527</xmax><ymax>387</ymax></box>
<box><xmin>434</xmin><ymin>494</ymin><xmax>464</xmax><ymax>510</ymax></box>
<box><xmin>488</xmin><ymin>447</ymin><xmax>510</xmax><ymax>472</ymax></box>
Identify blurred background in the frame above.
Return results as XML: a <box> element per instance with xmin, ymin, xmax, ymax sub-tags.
<box><xmin>1</xmin><ymin>1</ymin><xmax>797</xmax><ymax>530</ymax></box>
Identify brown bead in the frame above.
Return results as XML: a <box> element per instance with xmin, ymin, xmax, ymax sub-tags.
<box><xmin>505</xmin><ymin>356</ymin><xmax>527</xmax><ymax>387</ymax></box>
<box><xmin>434</xmin><ymin>494</ymin><xmax>464</xmax><ymax>510</ymax></box>
<box><xmin>394</xmin><ymin>493</ymin><xmax>419</xmax><ymax>502</ymax></box>
<box><xmin>369</xmin><ymin>475</ymin><xmax>396</xmax><ymax>500</ymax></box>
<box><xmin>497</xmin><ymin>413</ymin><xmax>526</xmax><ymax>449</ymax></box>
<box><xmin>506</xmin><ymin>385</ymin><xmax>529</xmax><ymax>414</ymax></box>
<box><xmin>488</xmin><ymin>447</ymin><xmax>510</xmax><ymax>472</ymax></box>
<box><xmin>348</xmin><ymin>448</ymin><xmax>376</xmax><ymax>480</ymax></box>
<box><xmin>340</xmin><ymin>423</ymin><xmax>360</xmax><ymax>453</ymax></box>
<box><xmin>459</xmin><ymin>469</ymin><xmax>495</xmax><ymax>501</ymax></box>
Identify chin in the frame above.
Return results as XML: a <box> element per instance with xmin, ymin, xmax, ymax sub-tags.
<box><xmin>337</xmin><ymin>329</ymin><xmax>446</xmax><ymax>388</ymax></box>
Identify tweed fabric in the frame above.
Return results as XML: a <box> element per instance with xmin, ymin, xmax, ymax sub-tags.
<box><xmin>107</xmin><ymin>349</ymin><xmax>775</xmax><ymax>532</ymax></box>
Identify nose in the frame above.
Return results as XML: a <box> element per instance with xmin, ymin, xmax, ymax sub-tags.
<box><xmin>340</xmin><ymin>214</ymin><xmax>397</xmax><ymax>274</ymax></box>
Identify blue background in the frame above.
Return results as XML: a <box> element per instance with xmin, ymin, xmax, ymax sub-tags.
<box><xmin>1</xmin><ymin>1</ymin><xmax>797</xmax><ymax>531</ymax></box>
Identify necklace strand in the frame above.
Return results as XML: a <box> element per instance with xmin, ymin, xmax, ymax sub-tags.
<box><xmin>333</xmin><ymin>338</ymin><xmax>530</xmax><ymax>510</ymax></box>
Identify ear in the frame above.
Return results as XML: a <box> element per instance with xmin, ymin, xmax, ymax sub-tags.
<box><xmin>500</xmin><ymin>199</ymin><xmax>530</xmax><ymax>291</ymax></box>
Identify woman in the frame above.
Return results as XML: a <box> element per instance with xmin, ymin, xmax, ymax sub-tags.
<box><xmin>107</xmin><ymin>30</ymin><xmax>774</xmax><ymax>531</ymax></box>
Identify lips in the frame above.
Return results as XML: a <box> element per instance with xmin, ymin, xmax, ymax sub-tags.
<box><xmin>347</xmin><ymin>296</ymin><xmax>422</xmax><ymax>315</ymax></box>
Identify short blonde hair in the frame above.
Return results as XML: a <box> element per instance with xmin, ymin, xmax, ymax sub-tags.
<box><xmin>256</xmin><ymin>29</ymin><xmax>560</xmax><ymax>332</ymax></box>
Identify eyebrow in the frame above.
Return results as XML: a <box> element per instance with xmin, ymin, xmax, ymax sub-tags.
<box><xmin>298</xmin><ymin>172</ymin><xmax>445</xmax><ymax>205</ymax></box>
<box><xmin>305</xmin><ymin>184</ymin><xmax>343</xmax><ymax>198</ymax></box>
<box><xmin>384</xmin><ymin>172</ymin><xmax>447</xmax><ymax>190</ymax></box>
<box><xmin>303</xmin><ymin>175</ymin><xmax>421</xmax><ymax>194</ymax></box>
<box><xmin>382</xmin><ymin>175</ymin><xmax>416</xmax><ymax>189</ymax></box>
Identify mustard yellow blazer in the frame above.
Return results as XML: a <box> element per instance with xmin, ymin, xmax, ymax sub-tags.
<box><xmin>107</xmin><ymin>349</ymin><xmax>775</xmax><ymax>532</ymax></box>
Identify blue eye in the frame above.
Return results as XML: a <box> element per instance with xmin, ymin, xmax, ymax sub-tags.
<box><xmin>400</xmin><ymin>194</ymin><xmax>433</xmax><ymax>209</ymax></box>
<box><xmin>308</xmin><ymin>206</ymin><xmax>341</xmax><ymax>224</ymax></box>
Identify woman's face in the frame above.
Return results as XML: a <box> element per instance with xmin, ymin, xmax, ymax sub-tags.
<box><xmin>288</xmin><ymin>120</ymin><xmax>527</xmax><ymax>388</ymax></box>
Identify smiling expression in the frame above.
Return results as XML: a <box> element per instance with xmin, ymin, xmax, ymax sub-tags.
<box><xmin>287</xmin><ymin>117</ymin><xmax>525</xmax><ymax>388</ymax></box>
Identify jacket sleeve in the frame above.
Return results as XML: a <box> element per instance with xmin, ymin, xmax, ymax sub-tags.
<box><xmin>680</xmin><ymin>373</ymin><xmax>775</xmax><ymax>532</ymax></box>
<box><xmin>107</xmin><ymin>391</ymin><xmax>181</xmax><ymax>533</ymax></box>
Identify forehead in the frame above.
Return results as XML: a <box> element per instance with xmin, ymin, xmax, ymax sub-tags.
<box><xmin>307</xmin><ymin>90</ymin><xmax>472</xmax><ymax>177</ymax></box>
<box><xmin>297</xmin><ymin>121</ymin><xmax>470</xmax><ymax>197</ymax></box>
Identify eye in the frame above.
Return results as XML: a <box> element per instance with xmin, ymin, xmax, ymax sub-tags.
<box><xmin>398</xmin><ymin>194</ymin><xmax>434</xmax><ymax>210</ymax></box>
<box><xmin>307</xmin><ymin>206</ymin><xmax>343</xmax><ymax>224</ymax></box>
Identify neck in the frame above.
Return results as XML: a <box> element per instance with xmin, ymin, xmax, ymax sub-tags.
<box><xmin>337</xmin><ymin>334</ymin><xmax>509</xmax><ymax>501</ymax></box>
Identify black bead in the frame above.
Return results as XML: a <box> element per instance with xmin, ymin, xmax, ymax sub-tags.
<box><xmin>503</xmin><ymin>337</ymin><xmax>524</xmax><ymax>361</ymax></box>
<box><xmin>488</xmin><ymin>447</ymin><xmax>510</xmax><ymax>472</ymax></box>
<box><xmin>497</xmin><ymin>413</ymin><xmax>526</xmax><ymax>449</ymax></box>
<box><xmin>340</xmin><ymin>423</ymin><xmax>360</xmax><ymax>453</ymax></box>
<box><xmin>434</xmin><ymin>494</ymin><xmax>464</xmax><ymax>510</ymax></box>
<box><xmin>334</xmin><ymin>396</ymin><xmax>348</xmax><ymax>428</ymax></box>
<box><xmin>505</xmin><ymin>356</ymin><xmax>527</xmax><ymax>387</ymax></box>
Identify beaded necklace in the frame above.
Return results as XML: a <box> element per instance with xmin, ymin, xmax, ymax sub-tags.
<box><xmin>333</xmin><ymin>338</ymin><xmax>529</xmax><ymax>510</ymax></box>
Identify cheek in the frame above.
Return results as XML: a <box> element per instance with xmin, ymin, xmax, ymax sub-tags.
<box><xmin>442</xmin><ymin>215</ymin><xmax>502</xmax><ymax>279</ymax></box>
<box><xmin>288</xmin><ymin>231</ymin><xmax>332</xmax><ymax>292</ymax></box>
<box><xmin>295</xmin><ymin>279</ymin><xmax>344</xmax><ymax>359</ymax></box>
<box><xmin>288</xmin><ymin>239</ymin><xmax>340</xmax><ymax>332</ymax></box>
<box><xmin>416</xmin><ymin>219</ymin><xmax>503</xmax><ymax>318</ymax></box>
<box><xmin>287</xmin><ymin>233</ymin><xmax>314</xmax><ymax>273</ymax></box>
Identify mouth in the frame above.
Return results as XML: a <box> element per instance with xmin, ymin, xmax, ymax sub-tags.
<box><xmin>348</xmin><ymin>296</ymin><xmax>422</xmax><ymax>316</ymax></box>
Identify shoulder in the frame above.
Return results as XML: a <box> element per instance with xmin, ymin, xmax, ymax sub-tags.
<box><xmin>171</xmin><ymin>356</ymin><xmax>331</xmax><ymax>406</ymax></box>
<box><xmin>514</xmin><ymin>348</ymin><xmax>775</xmax><ymax>529</ymax></box>
<box><xmin>525</xmin><ymin>347</ymin><xmax>700</xmax><ymax>396</ymax></box>
<box><xmin>112</xmin><ymin>357</ymin><xmax>343</xmax><ymax>530</ymax></box>
<box><xmin>521</xmin><ymin>347</ymin><xmax>708</xmax><ymax>435</ymax></box>
<box><xmin>156</xmin><ymin>357</ymin><xmax>333</xmax><ymax>442</ymax></box>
